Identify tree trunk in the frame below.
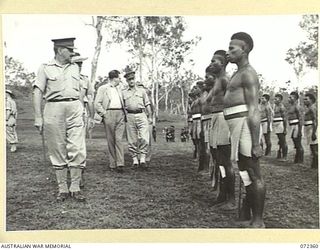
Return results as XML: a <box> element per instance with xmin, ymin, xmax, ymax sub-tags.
<box><xmin>180</xmin><ymin>85</ymin><xmax>186</xmax><ymax>115</ymax></box>
<box><xmin>91</xmin><ymin>16</ymin><xmax>104</xmax><ymax>85</ymax></box>
<box><xmin>137</xmin><ymin>17</ymin><xmax>143</xmax><ymax>85</ymax></box>
<box><xmin>165</xmin><ymin>85</ymin><xmax>168</xmax><ymax>111</ymax></box>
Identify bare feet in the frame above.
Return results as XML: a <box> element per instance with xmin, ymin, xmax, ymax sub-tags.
<box><xmin>218</xmin><ymin>201</ymin><xmax>237</xmax><ymax>211</ymax></box>
<box><xmin>234</xmin><ymin>219</ymin><xmax>265</xmax><ymax>228</ymax></box>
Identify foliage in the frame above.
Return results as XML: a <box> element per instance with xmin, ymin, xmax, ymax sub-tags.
<box><xmin>96</xmin><ymin>16</ymin><xmax>201</xmax><ymax>116</ymax></box>
<box><xmin>5</xmin><ymin>55</ymin><xmax>36</xmax><ymax>87</ymax></box>
<box><xmin>285</xmin><ymin>14</ymin><xmax>318</xmax><ymax>78</ymax></box>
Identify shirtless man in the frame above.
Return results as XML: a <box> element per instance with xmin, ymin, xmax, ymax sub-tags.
<box><xmin>224</xmin><ymin>32</ymin><xmax>266</xmax><ymax>228</ymax></box>
<box><xmin>187</xmin><ymin>89</ymin><xmax>198</xmax><ymax>158</ymax></box>
<box><xmin>190</xmin><ymin>85</ymin><xmax>202</xmax><ymax>159</ymax></box>
<box><xmin>205</xmin><ymin>50</ymin><xmax>236</xmax><ymax>210</ymax></box>
<box><xmin>303</xmin><ymin>93</ymin><xmax>317</xmax><ymax>169</ymax></box>
<box><xmin>260</xmin><ymin>94</ymin><xmax>273</xmax><ymax>156</ymax></box>
<box><xmin>287</xmin><ymin>91</ymin><xmax>304</xmax><ymax>164</ymax></box>
<box><xmin>198</xmin><ymin>80</ymin><xmax>211</xmax><ymax>172</ymax></box>
<box><xmin>273</xmin><ymin>93</ymin><xmax>288</xmax><ymax>160</ymax></box>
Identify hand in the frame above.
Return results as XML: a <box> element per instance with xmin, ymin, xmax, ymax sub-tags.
<box><xmin>252</xmin><ymin>144</ymin><xmax>263</xmax><ymax>159</ymax></box>
<box><xmin>312</xmin><ymin>132</ymin><xmax>317</xmax><ymax>141</ymax></box>
<box><xmin>283</xmin><ymin>129</ymin><xmax>287</xmax><ymax>135</ymax></box>
<box><xmin>148</xmin><ymin>117</ymin><xmax>153</xmax><ymax>125</ymax></box>
<box><xmin>34</xmin><ymin>117</ymin><xmax>43</xmax><ymax>134</ymax></box>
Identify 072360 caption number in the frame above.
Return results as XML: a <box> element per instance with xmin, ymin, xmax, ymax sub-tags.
<box><xmin>300</xmin><ymin>244</ymin><xmax>319</xmax><ymax>248</ymax></box>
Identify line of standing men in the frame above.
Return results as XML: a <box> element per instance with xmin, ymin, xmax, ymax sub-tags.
<box><xmin>188</xmin><ymin>32</ymin><xmax>266</xmax><ymax>228</ymax></box>
<box><xmin>259</xmin><ymin>90</ymin><xmax>318</xmax><ymax>169</ymax></box>
<box><xmin>33</xmin><ymin>37</ymin><xmax>152</xmax><ymax>203</ymax></box>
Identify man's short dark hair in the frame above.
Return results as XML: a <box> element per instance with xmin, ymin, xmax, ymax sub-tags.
<box><xmin>305</xmin><ymin>93</ymin><xmax>316</xmax><ymax>103</ymax></box>
<box><xmin>275</xmin><ymin>93</ymin><xmax>283</xmax><ymax>101</ymax></box>
<box><xmin>290</xmin><ymin>91</ymin><xmax>299</xmax><ymax>100</ymax></box>
<box><xmin>231</xmin><ymin>32</ymin><xmax>254</xmax><ymax>52</ymax></box>
<box><xmin>196</xmin><ymin>81</ymin><xmax>204</xmax><ymax>86</ymax></box>
<box><xmin>108</xmin><ymin>70</ymin><xmax>120</xmax><ymax>80</ymax></box>
<box><xmin>262</xmin><ymin>94</ymin><xmax>270</xmax><ymax>101</ymax></box>
<box><xmin>213</xmin><ymin>50</ymin><xmax>227</xmax><ymax>65</ymax></box>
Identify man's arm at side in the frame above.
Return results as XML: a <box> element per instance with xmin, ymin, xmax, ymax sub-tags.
<box><xmin>94</xmin><ymin>86</ymin><xmax>107</xmax><ymax>117</ymax></box>
<box><xmin>242</xmin><ymin>71</ymin><xmax>262</xmax><ymax>158</ymax></box>
<box><xmin>297</xmin><ymin>106</ymin><xmax>304</xmax><ymax>137</ymax></box>
<box><xmin>33</xmin><ymin>87</ymin><xmax>44</xmax><ymax>133</ymax></box>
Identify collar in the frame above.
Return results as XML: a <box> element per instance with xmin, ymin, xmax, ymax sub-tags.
<box><xmin>47</xmin><ymin>59</ymin><xmax>73</xmax><ymax>68</ymax></box>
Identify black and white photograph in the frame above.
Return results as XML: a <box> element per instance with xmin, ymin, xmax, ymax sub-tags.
<box><xmin>3</xmin><ymin>13</ymin><xmax>319</xmax><ymax>232</ymax></box>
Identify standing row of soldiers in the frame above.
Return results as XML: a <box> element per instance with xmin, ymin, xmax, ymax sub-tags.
<box><xmin>259</xmin><ymin>91</ymin><xmax>318</xmax><ymax>168</ymax></box>
<box><xmin>187</xmin><ymin>32</ymin><xmax>318</xmax><ymax>228</ymax></box>
<box><xmin>32</xmin><ymin>37</ymin><xmax>153</xmax><ymax>203</ymax></box>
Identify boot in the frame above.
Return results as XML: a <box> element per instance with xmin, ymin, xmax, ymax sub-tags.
<box><xmin>69</xmin><ymin>168</ymin><xmax>86</xmax><ymax>201</ymax></box>
<box><xmin>55</xmin><ymin>168</ymin><xmax>69</xmax><ymax>201</ymax></box>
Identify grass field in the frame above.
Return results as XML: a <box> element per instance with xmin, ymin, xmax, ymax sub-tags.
<box><xmin>5</xmin><ymin>98</ymin><xmax>319</xmax><ymax>230</ymax></box>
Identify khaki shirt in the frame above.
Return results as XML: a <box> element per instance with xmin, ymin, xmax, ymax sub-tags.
<box><xmin>123</xmin><ymin>86</ymin><xmax>150</xmax><ymax>111</ymax></box>
<box><xmin>80</xmin><ymin>74</ymin><xmax>94</xmax><ymax>103</ymax></box>
<box><xmin>33</xmin><ymin>59</ymin><xmax>81</xmax><ymax>101</ymax></box>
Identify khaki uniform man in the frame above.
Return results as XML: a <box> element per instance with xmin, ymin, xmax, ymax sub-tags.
<box><xmin>122</xmin><ymin>69</ymin><xmax>152</xmax><ymax>169</ymax></box>
<box><xmin>72</xmin><ymin>53</ymin><xmax>95</xmax><ymax>139</ymax></box>
<box><xmin>72</xmin><ymin>53</ymin><xmax>95</xmax><ymax>187</ymax></box>
<box><xmin>95</xmin><ymin>70</ymin><xmax>126</xmax><ymax>173</ymax></box>
<box><xmin>137</xmin><ymin>82</ymin><xmax>154</xmax><ymax>166</ymax></box>
<box><xmin>33</xmin><ymin>38</ymin><xmax>86</xmax><ymax>202</ymax></box>
<box><xmin>6</xmin><ymin>89</ymin><xmax>18</xmax><ymax>152</ymax></box>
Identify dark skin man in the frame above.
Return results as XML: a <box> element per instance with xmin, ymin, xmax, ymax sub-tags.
<box><xmin>224</xmin><ymin>32</ymin><xmax>266</xmax><ymax>228</ymax></box>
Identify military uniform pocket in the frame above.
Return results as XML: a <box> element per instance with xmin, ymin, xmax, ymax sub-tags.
<box><xmin>47</xmin><ymin>75</ymin><xmax>64</xmax><ymax>93</ymax></box>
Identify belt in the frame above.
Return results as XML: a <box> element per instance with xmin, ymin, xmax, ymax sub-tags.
<box><xmin>107</xmin><ymin>108</ymin><xmax>122</xmax><ymax>111</ymax></box>
<box><xmin>273</xmin><ymin>117</ymin><xmax>284</xmax><ymax>122</ymax></box>
<box><xmin>223</xmin><ymin>104</ymin><xmax>248</xmax><ymax>116</ymax></box>
<box><xmin>304</xmin><ymin>120</ymin><xmax>314</xmax><ymax>126</ymax></box>
<box><xmin>261</xmin><ymin>118</ymin><xmax>268</xmax><ymax>122</ymax></box>
<box><xmin>212</xmin><ymin>110</ymin><xmax>223</xmax><ymax>114</ymax></box>
<box><xmin>192</xmin><ymin>114</ymin><xmax>201</xmax><ymax>119</ymax></box>
<box><xmin>201</xmin><ymin>114</ymin><xmax>213</xmax><ymax>121</ymax></box>
<box><xmin>127</xmin><ymin>109</ymin><xmax>143</xmax><ymax>114</ymax></box>
<box><xmin>289</xmin><ymin>119</ymin><xmax>299</xmax><ymax>125</ymax></box>
<box><xmin>47</xmin><ymin>98</ymin><xmax>79</xmax><ymax>102</ymax></box>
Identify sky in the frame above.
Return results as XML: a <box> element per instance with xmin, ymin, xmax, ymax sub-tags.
<box><xmin>2</xmin><ymin>14</ymin><xmax>318</xmax><ymax>91</ymax></box>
